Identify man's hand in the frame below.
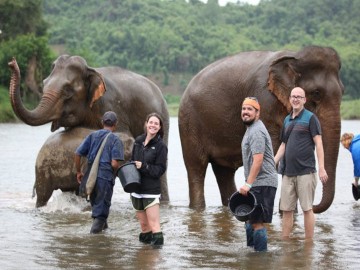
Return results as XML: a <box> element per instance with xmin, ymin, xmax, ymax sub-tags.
<box><xmin>239</xmin><ymin>184</ymin><xmax>250</xmax><ymax>195</ymax></box>
<box><xmin>319</xmin><ymin>168</ymin><xmax>328</xmax><ymax>183</ymax></box>
<box><xmin>76</xmin><ymin>172</ymin><xmax>83</xmax><ymax>184</ymax></box>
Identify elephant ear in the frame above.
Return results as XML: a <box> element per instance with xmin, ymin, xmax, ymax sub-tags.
<box><xmin>87</xmin><ymin>68</ymin><xmax>107</xmax><ymax>108</ymax></box>
<box><xmin>267</xmin><ymin>55</ymin><xmax>300</xmax><ymax>113</ymax></box>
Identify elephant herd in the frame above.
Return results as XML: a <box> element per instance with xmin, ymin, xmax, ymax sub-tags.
<box><xmin>9</xmin><ymin>46</ymin><xmax>344</xmax><ymax>213</ymax></box>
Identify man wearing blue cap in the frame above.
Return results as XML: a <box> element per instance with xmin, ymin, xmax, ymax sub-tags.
<box><xmin>75</xmin><ymin>111</ymin><xmax>124</xmax><ymax>233</ymax></box>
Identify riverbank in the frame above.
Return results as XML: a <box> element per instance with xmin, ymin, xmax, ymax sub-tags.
<box><xmin>1</xmin><ymin>85</ymin><xmax>359</xmax><ymax>120</ymax></box>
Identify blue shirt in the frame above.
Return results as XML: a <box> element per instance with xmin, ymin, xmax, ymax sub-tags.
<box><xmin>349</xmin><ymin>134</ymin><xmax>360</xmax><ymax>177</ymax></box>
<box><xmin>281</xmin><ymin>109</ymin><xmax>322</xmax><ymax>176</ymax></box>
<box><xmin>76</xmin><ymin>129</ymin><xmax>124</xmax><ymax>180</ymax></box>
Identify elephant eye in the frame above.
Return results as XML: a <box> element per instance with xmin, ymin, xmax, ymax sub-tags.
<box><xmin>310</xmin><ymin>90</ymin><xmax>321</xmax><ymax>102</ymax></box>
<box><xmin>63</xmin><ymin>86</ymin><xmax>73</xmax><ymax>99</ymax></box>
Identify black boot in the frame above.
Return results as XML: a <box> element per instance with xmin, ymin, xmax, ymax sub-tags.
<box><xmin>104</xmin><ymin>220</ymin><xmax>108</xmax><ymax>230</ymax></box>
<box><xmin>90</xmin><ymin>218</ymin><xmax>105</xmax><ymax>234</ymax></box>
<box><xmin>151</xmin><ymin>232</ymin><xmax>164</xmax><ymax>247</ymax></box>
<box><xmin>139</xmin><ymin>231</ymin><xmax>152</xmax><ymax>244</ymax></box>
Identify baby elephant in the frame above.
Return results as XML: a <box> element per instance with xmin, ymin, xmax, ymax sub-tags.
<box><xmin>33</xmin><ymin>127</ymin><xmax>134</xmax><ymax>207</ymax></box>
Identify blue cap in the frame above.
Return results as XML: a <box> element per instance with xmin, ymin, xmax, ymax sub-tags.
<box><xmin>102</xmin><ymin>111</ymin><xmax>117</xmax><ymax>126</ymax></box>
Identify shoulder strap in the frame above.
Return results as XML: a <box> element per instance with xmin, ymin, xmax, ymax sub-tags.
<box><xmin>284</xmin><ymin>121</ymin><xmax>296</xmax><ymax>143</ymax></box>
<box><xmin>85</xmin><ymin>132</ymin><xmax>112</xmax><ymax>200</ymax></box>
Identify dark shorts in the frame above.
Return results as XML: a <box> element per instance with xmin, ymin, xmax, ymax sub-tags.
<box><xmin>249</xmin><ymin>186</ymin><xmax>277</xmax><ymax>224</ymax></box>
<box><xmin>131</xmin><ymin>196</ymin><xmax>159</xmax><ymax>211</ymax></box>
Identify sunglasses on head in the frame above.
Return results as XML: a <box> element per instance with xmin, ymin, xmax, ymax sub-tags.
<box><xmin>245</xmin><ymin>96</ymin><xmax>258</xmax><ymax>102</ymax></box>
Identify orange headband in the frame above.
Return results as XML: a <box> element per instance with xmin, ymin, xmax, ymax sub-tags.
<box><xmin>243</xmin><ymin>98</ymin><xmax>260</xmax><ymax>111</ymax></box>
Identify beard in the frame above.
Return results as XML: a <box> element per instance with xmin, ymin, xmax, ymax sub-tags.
<box><xmin>242</xmin><ymin>119</ymin><xmax>255</xmax><ymax>126</ymax></box>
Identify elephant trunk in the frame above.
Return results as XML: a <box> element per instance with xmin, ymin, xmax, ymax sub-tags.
<box><xmin>312</xmin><ymin>114</ymin><xmax>341</xmax><ymax>213</ymax></box>
<box><xmin>8</xmin><ymin>58</ymin><xmax>60</xmax><ymax>129</ymax></box>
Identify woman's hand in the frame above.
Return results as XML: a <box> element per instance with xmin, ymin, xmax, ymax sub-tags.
<box><xmin>135</xmin><ymin>161</ymin><xmax>142</xmax><ymax>169</ymax></box>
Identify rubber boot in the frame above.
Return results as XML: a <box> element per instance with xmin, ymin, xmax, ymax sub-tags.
<box><xmin>245</xmin><ymin>223</ymin><xmax>254</xmax><ymax>247</ymax></box>
<box><xmin>90</xmin><ymin>218</ymin><xmax>105</xmax><ymax>234</ymax></box>
<box><xmin>139</xmin><ymin>231</ymin><xmax>152</xmax><ymax>244</ymax></box>
<box><xmin>151</xmin><ymin>232</ymin><xmax>164</xmax><ymax>248</ymax></box>
<box><xmin>253</xmin><ymin>228</ymin><xmax>268</xmax><ymax>252</ymax></box>
<box><xmin>104</xmin><ymin>220</ymin><xmax>108</xmax><ymax>230</ymax></box>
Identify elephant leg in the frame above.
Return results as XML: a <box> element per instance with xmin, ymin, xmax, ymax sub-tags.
<box><xmin>35</xmin><ymin>185</ymin><xmax>53</xmax><ymax>207</ymax></box>
<box><xmin>211</xmin><ymin>162</ymin><xmax>237</xmax><ymax>206</ymax></box>
<box><xmin>34</xmin><ymin>170</ymin><xmax>54</xmax><ymax>208</ymax></box>
<box><xmin>184</xmin><ymin>154</ymin><xmax>209</xmax><ymax>209</ymax></box>
<box><xmin>160</xmin><ymin>173</ymin><xmax>169</xmax><ymax>201</ymax></box>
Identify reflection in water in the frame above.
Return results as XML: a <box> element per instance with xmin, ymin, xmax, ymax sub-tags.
<box><xmin>1</xmin><ymin>120</ymin><xmax>360</xmax><ymax>269</ymax></box>
<box><xmin>275</xmin><ymin>239</ymin><xmax>314</xmax><ymax>269</ymax></box>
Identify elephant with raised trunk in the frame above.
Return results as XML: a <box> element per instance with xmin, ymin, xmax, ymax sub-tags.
<box><xmin>34</xmin><ymin>127</ymin><xmax>134</xmax><ymax>207</ymax></box>
<box><xmin>8</xmin><ymin>56</ymin><xmax>170</xmax><ymax>200</ymax></box>
<box><xmin>179</xmin><ymin>46</ymin><xmax>344</xmax><ymax>213</ymax></box>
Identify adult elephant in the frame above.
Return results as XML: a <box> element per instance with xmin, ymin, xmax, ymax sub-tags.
<box><xmin>8</xmin><ymin>56</ymin><xmax>170</xmax><ymax>200</ymax></box>
<box><xmin>33</xmin><ymin>127</ymin><xmax>134</xmax><ymax>207</ymax></box>
<box><xmin>179</xmin><ymin>46</ymin><xmax>344</xmax><ymax>213</ymax></box>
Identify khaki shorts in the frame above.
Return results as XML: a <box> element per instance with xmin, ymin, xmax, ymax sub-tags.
<box><xmin>131</xmin><ymin>196</ymin><xmax>160</xmax><ymax>211</ymax></box>
<box><xmin>280</xmin><ymin>173</ymin><xmax>317</xmax><ymax>212</ymax></box>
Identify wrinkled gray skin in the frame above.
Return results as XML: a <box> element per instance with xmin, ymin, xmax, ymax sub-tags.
<box><xmin>33</xmin><ymin>127</ymin><xmax>134</xmax><ymax>207</ymax></box>
<box><xmin>8</xmin><ymin>55</ymin><xmax>169</xmax><ymax>200</ymax></box>
<box><xmin>179</xmin><ymin>46</ymin><xmax>344</xmax><ymax>213</ymax></box>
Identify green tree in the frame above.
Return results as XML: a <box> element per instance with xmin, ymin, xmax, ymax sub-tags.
<box><xmin>0</xmin><ymin>0</ymin><xmax>47</xmax><ymax>41</ymax></box>
<box><xmin>0</xmin><ymin>0</ymin><xmax>54</xmax><ymax>101</ymax></box>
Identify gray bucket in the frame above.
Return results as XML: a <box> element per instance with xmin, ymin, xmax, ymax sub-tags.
<box><xmin>228</xmin><ymin>191</ymin><xmax>257</xmax><ymax>222</ymax></box>
<box><xmin>117</xmin><ymin>162</ymin><xmax>141</xmax><ymax>193</ymax></box>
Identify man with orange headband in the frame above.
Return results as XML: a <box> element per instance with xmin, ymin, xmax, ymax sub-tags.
<box><xmin>240</xmin><ymin>97</ymin><xmax>278</xmax><ymax>252</ymax></box>
<box><xmin>340</xmin><ymin>132</ymin><xmax>360</xmax><ymax>200</ymax></box>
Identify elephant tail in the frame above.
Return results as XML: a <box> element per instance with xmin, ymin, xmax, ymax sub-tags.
<box><xmin>32</xmin><ymin>184</ymin><xmax>36</xmax><ymax>198</ymax></box>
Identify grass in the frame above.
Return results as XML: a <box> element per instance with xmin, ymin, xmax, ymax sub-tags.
<box><xmin>340</xmin><ymin>99</ymin><xmax>360</xmax><ymax>120</ymax></box>
<box><xmin>0</xmin><ymin>86</ymin><xmax>16</xmax><ymax>122</ymax></box>
<box><xmin>164</xmin><ymin>94</ymin><xmax>181</xmax><ymax>117</ymax></box>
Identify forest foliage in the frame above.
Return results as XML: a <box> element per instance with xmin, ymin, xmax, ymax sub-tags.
<box><xmin>0</xmin><ymin>0</ymin><xmax>359</xmax><ymax>103</ymax></box>
<box><xmin>42</xmin><ymin>0</ymin><xmax>360</xmax><ymax>98</ymax></box>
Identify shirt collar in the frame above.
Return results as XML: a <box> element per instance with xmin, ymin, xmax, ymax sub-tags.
<box><xmin>290</xmin><ymin>108</ymin><xmax>305</xmax><ymax>120</ymax></box>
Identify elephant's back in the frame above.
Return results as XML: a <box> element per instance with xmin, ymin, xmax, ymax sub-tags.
<box><xmin>96</xmin><ymin>66</ymin><xmax>169</xmax><ymax>142</ymax></box>
<box><xmin>178</xmin><ymin>50</ymin><xmax>285</xmax><ymax>157</ymax></box>
<box><xmin>36</xmin><ymin>128</ymin><xmax>91</xmax><ymax>166</ymax></box>
<box><xmin>97</xmin><ymin>66</ymin><xmax>163</xmax><ymax>98</ymax></box>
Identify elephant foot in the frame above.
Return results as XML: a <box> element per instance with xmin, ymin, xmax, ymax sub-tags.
<box><xmin>90</xmin><ymin>218</ymin><xmax>106</xmax><ymax>234</ymax></box>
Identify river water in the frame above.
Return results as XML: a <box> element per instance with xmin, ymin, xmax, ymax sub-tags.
<box><xmin>0</xmin><ymin>118</ymin><xmax>359</xmax><ymax>270</ymax></box>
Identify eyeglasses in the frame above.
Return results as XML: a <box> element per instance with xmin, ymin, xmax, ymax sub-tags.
<box><xmin>290</xmin><ymin>95</ymin><xmax>305</xmax><ymax>100</ymax></box>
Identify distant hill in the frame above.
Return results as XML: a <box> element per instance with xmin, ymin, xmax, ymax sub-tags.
<box><xmin>42</xmin><ymin>0</ymin><xmax>360</xmax><ymax>98</ymax></box>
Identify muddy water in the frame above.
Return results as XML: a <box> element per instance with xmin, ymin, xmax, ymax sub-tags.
<box><xmin>0</xmin><ymin>118</ymin><xmax>359</xmax><ymax>269</ymax></box>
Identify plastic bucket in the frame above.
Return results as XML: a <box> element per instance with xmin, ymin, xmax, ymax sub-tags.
<box><xmin>117</xmin><ymin>162</ymin><xmax>141</xmax><ymax>193</ymax></box>
<box><xmin>228</xmin><ymin>191</ymin><xmax>257</xmax><ymax>222</ymax></box>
